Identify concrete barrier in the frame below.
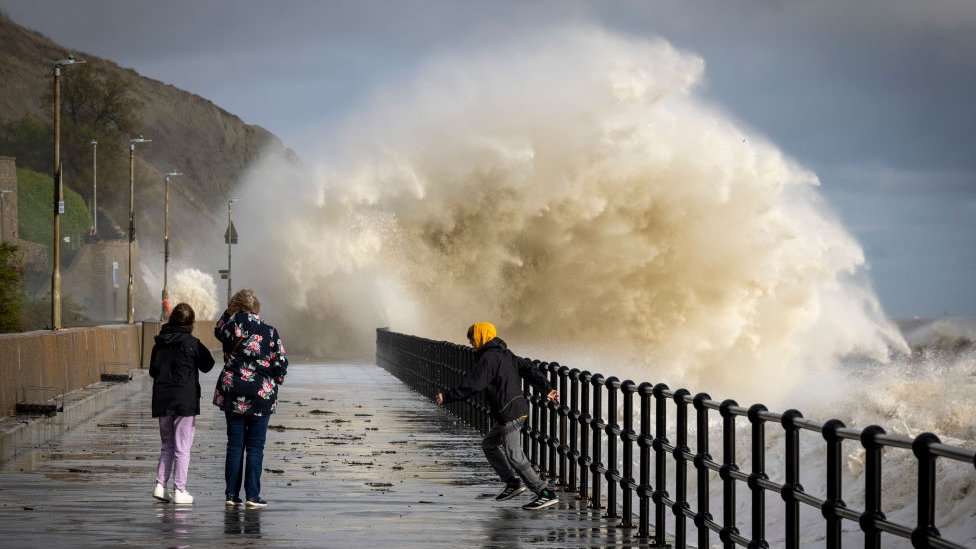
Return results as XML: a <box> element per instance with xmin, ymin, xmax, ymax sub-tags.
<box><xmin>0</xmin><ymin>325</ymin><xmax>139</xmax><ymax>417</ymax></box>
<box><xmin>0</xmin><ymin>320</ymin><xmax>219</xmax><ymax>417</ymax></box>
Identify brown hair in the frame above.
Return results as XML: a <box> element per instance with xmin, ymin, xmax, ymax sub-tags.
<box><xmin>228</xmin><ymin>288</ymin><xmax>260</xmax><ymax>315</ymax></box>
<box><xmin>168</xmin><ymin>302</ymin><xmax>195</xmax><ymax>332</ymax></box>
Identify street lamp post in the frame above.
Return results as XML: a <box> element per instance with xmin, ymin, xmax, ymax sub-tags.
<box><xmin>226</xmin><ymin>197</ymin><xmax>238</xmax><ymax>304</ymax></box>
<box><xmin>90</xmin><ymin>139</ymin><xmax>97</xmax><ymax>236</ymax></box>
<box><xmin>127</xmin><ymin>135</ymin><xmax>151</xmax><ymax>324</ymax></box>
<box><xmin>161</xmin><ymin>171</ymin><xmax>182</xmax><ymax>320</ymax></box>
<box><xmin>0</xmin><ymin>190</ymin><xmax>12</xmax><ymax>243</ymax></box>
<box><xmin>52</xmin><ymin>54</ymin><xmax>85</xmax><ymax>331</ymax></box>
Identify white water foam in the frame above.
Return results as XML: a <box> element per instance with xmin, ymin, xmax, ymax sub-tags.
<box><xmin>226</xmin><ymin>27</ymin><xmax>973</xmax><ymax>545</ymax></box>
<box><xmin>236</xmin><ymin>27</ymin><xmax>905</xmax><ymax>399</ymax></box>
<box><xmin>167</xmin><ymin>267</ymin><xmax>219</xmax><ymax>321</ymax></box>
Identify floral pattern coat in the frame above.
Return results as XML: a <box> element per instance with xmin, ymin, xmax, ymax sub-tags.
<box><xmin>212</xmin><ymin>310</ymin><xmax>288</xmax><ymax>416</ymax></box>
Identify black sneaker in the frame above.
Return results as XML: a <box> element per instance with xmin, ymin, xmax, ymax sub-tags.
<box><xmin>495</xmin><ymin>481</ymin><xmax>527</xmax><ymax>501</ymax></box>
<box><xmin>225</xmin><ymin>495</ymin><xmax>243</xmax><ymax>507</ymax></box>
<box><xmin>245</xmin><ymin>497</ymin><xmax>268</xmax><ymax>508</ymax></box>
<box><xmin>522</xmin><ymin>489</ymin><xmax>559</xmax><ymax>510</ymax></box>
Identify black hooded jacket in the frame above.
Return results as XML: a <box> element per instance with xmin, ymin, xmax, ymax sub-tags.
<box><xmin>149</xmin><ymin>324</ymin><xmax>216</xmax><ymax>417</ymax></box>
<box><xmin>442</xmin><ymin>337</ymin><xmax>553</xmax><ymax>423</ymax></box>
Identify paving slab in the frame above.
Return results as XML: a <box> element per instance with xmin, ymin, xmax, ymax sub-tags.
<box><xmin>0</xmin><ymin>363</ymin><xmax>659</xmax><ymax>548</ymax></box>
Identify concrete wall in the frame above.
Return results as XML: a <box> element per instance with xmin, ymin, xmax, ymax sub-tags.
<box><xmin>0</xmin><ymin>324</ymin><xmax>141</xmax><ymax>416</ymax></box>
<box><xmin>0</xmin><ymin>320</ymin><xmax>218</xmax><ymax>417</ymax></box>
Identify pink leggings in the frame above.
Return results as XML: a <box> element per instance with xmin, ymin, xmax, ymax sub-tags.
<box><xmin>155</xmin><ymin>416</ymin><xmax>196</xmax><ymax>491</ymax></box>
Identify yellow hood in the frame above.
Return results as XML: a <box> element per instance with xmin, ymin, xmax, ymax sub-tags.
<box><xmin>469</xmin><ymin>322</ymin><xmax>497</xmax><ymax>349</ymax></box>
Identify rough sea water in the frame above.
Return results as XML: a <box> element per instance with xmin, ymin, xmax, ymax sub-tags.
<box><xmin>139</xmin><ymin>265</ymin><xmax>220</xmax><ymax>321</ymax></box>
<box><xmin>222</xmin><ymin>28</ymin><xmax>974</xmax><ymax>546</ymax></box>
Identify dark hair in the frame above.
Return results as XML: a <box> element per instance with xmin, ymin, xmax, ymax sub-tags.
<box><xmin>169</xmin><ymin>302</ymin><xmax>195</xmax><ymax>331</ymax></box>
<box><xmin>466</xmin><ymin>324</ymin><xmax>475</xmax><ymax>341</ymax></box>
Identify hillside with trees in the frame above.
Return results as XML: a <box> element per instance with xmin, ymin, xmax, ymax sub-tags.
<box><xmin>0</xmin><ymin>12</ymin><xmax>297</xmax><ymax>328</ymax></box>
<box><xmin>0</xmin><ymin>11</ymin><xmax>292</xmax><ymax>255</ymax></box>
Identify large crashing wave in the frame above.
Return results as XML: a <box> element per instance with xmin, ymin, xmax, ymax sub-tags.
<box><xmin>234</xmin><ymin>28</ymin><xmax>906</xmax><ymax>405</ymax></box>
<box><xmin>228</xmin><ymin>30</ymin><xmax>974</xmax><ymax>545</ymax></box>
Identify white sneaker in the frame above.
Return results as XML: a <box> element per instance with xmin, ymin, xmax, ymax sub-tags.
<box><xmin>153</xmin><ymin>483</ymin><xmax>172</xmax><ymax>502</ymax></box>
<box><xmin>172</xmin><ymin>489</ymin><xmax>194</xmax><ymax>504</ymax></box>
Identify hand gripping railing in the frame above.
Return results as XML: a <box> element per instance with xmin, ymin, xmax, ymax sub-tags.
<box><xmin>376</xmin><ymin>328</ymin><xmax>976</xmax><ymax>548</ymax></box>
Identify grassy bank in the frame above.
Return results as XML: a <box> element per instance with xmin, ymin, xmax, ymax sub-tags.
<box><xmin>16</xmin><ymin>166</ymin><xmax>91</xmax><ymax>264</ymax></box>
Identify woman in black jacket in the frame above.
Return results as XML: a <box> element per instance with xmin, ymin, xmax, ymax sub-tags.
<box><xmin>149</xmin><ymin>303</ymin><xmax>215</xmax><ymax>504</ymax></box>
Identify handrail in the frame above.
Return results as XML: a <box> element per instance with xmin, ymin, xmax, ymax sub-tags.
<box><xmin>376</xmin><ymin>328</ymin><xmax>976</xmax><ymax>549</ymax></box>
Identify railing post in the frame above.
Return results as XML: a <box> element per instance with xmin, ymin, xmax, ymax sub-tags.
<box><xmin>465</xmin><ymin>346</ymin><xmax>475</xmax><ymax>428</ymax></box>
<box><xmin>693</xmin><ymin>393</ymin><xmax>712</xmax><ymax>549</ymax></box>
<box><xmin>911</xmin><ymin>432</ymin><xmax>942</xmax><ymax>548</ymax></box>
<box><xmin>578</xmin><ymin>371</ymin><xmax>592</xmax><ymax>501</ymax></box>
<box><xmin>557</xmin><ymin>365</ymin><xmax>571</xmax><ymax>488</ymax></box>
<box><xmin>781</xmin><ymin>409</ymin><xmax>804</xmax><ymax>549</ymax></box>
<box><xmin>673</xmin><ymin>389</ymin><xmax>691</xmax><ymax>548</ymax></box>
<box><xmin>569</xmin><ymin>368</ymin><xmax>582</xmax><ymax>493</ymax></box>
<box><xmin>522</xmin><ymin>374</ymin><xmax>531</xmax><ymax>460</ymax></box>
<box><xmin>535</xmin><ymin>362</ymin><xmax>548</xmax><ymax>474</ymax></box>
<box><xmin>590</xmin><ymin>373</ymin><xmax>606</xmax><ymax>509</ymax></box>
<box><xmin>748</xmin><ymin>404</ymin><xmax>770</xmax><ymax>549</ymax></box>
<box><xmin>652</xmin><ymin>383</ymin><xmax>670</xmax><ymax>548</ymax></box>
<box><xmin>621</xmin><ymin>380</ymin><xmax>638</xmax><ymax>528</ymax></box>
<box><xmin>605</xmin><ymin>376</ymin><xmax>621</xmax><ymax>519</ymax></box>
<box><xmin>637</xmin><ymin>382</ymin><xmax>654</xmax><ymax>538</ymax></box>
<box><xmin>456</xmin><ymin>345</ymin><xmax>466</xmax><ymax>424</ymax></box>
<box><xmin>821</xmin><ymin>419</ymin><xmax>845</xmax><ymax>549</ymax></box>
<box><xmin>719</xmin><ymin>399</ymin><xmax>740</xmax><ymax>549</ymax></box>
<box><xmin>548</xmin><ymin>362</ymin><xmax>560</xmax><ymax>481</ymax></box>
<box><xmin>859</xmin><ymin>425</ymin><xmax>886</xmax><ymax>549</ymax></box>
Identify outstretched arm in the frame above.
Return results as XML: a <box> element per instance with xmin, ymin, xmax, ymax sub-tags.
<box><xmin>437</xmin><ymin>364</ymin><xmax>490</xmax><ymax>405</ymax></box>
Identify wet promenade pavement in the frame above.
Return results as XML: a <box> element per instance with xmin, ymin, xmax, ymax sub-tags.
<box><xmin>0</xmin><ymin>364</ymin><xmax>656</xmax><ymax>548</ymax></box>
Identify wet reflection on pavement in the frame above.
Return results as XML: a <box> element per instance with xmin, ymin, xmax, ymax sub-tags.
<box><xmin>0</xmin><ymin>364</ymin><xmax>656</xmax><ymax>548</ymax></box>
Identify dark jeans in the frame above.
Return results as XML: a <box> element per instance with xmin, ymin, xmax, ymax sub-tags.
<box><xmin>224</xmin><ymin>411</ymin><xmax>271</xmax><ymax>500</ymax></box>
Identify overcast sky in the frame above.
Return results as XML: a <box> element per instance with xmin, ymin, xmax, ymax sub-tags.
<box><xmin>3</xmin><ymin>0</ymin><xmax>974</xmax><ymax>317</ymax></box>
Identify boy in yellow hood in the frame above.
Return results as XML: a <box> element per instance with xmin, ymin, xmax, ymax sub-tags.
<box><xmin>436</xmin><ymin>322</ymin><xmax>560</xmax><ymax>511</ymax></box>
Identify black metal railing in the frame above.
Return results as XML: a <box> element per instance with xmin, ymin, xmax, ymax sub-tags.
<box><xmin>376</xmin><ymin>328</ymin><xmax>976</xmax><ymax>549</ymax></box>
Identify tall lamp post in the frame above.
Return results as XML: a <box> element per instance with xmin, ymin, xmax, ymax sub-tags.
<box><xmin>0</xmin><ymin>189</ymin><xmax>12</xmax><ymax>243</ymax></box>
<box><xmin>127</xmin><ymin>135</ymin><xmax>152</xmax><ymax>324</ymax></box>
<box><xmin>225</xmin><ymin>197</ymin><xmax>238</xmax><ymax>304</ymax></box>
<box><xmin>52</xmin><ymin>54</ymin><xmax>85</xmax><ymax>331</ymax></box>
<box><xmin>90</xmin><ymin>139</ymin><xmax>97</xmax><ymax>236</ymax></box>
<box><xmin>161</xmin><ymin>171</ymin><xmax>182</xmax><ymax>320</ymax></box>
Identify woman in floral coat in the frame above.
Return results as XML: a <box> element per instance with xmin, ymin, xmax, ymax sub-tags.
<box><xmin>213</xmin><ymin>288</ymin><xmax>288</xmax><ymax>508</ymax></box>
